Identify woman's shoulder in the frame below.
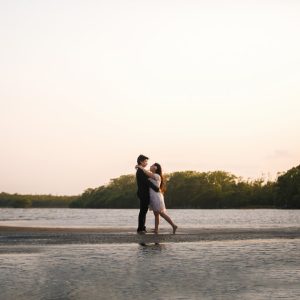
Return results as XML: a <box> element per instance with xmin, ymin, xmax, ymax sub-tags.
<box><xmin>154</xmin><ymin>173</ymin><xmax>161</xmax><ymax>180</ymax></box>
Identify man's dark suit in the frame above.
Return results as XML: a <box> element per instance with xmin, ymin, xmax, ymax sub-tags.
<box><xmin>136</xmin><ymin>168</ymin><xmax>159</xmax><ymax>232</ymax></box>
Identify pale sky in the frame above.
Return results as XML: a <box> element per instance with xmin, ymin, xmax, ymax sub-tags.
<box><xmin>1</xmin><ymin>0</ymin><xmax>299</xmax><ymax>195</ymax></box>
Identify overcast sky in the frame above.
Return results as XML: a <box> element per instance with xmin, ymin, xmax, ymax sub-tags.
<box><xmin>1</xmin><ymin>0</ymin><xmax>299</xmax><ymax>195</ymax></box>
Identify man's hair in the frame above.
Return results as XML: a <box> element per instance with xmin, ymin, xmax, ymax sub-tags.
<box><xmin>137</xmin><ymin>154</ymin><xmax>149</xmax><ymax>165</ymax></box>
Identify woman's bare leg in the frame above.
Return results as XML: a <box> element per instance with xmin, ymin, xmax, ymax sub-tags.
<box><xmin>159</xmin><ymin>211</ymin><xmax>178</xmax><ymax>234</ymax></box>
<box><xmin>154</xmin><ymin>212</ymin><xmax>159</xmax><ymax>234</ymax></box>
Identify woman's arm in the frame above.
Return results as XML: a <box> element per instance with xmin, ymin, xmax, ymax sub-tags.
<box><xmin>136</xmin><ymin>165</ymin><xmax>156</xmax><ymax>179</ymax></box>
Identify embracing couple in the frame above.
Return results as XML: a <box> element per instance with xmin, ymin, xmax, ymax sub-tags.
<box><xmin>136</xmin><ymin>154</ymin><xmax>177</xmax><ymax>235</ymax></box>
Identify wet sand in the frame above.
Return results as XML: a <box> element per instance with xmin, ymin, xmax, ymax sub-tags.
<box><xmin>0</xmin><ymin>225</ymin><xmax>299</xmax><ymax>245</ymax></box>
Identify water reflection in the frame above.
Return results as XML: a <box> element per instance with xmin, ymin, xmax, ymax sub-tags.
<box><xmin>1</xmin><ymin>241</ymin><xmax>300</xmax><ymax>299</ymax></box>
<box><xmin>138</xmin><ymin>242</ymin><xmax>166</xmax><ymax>250</ymax></box>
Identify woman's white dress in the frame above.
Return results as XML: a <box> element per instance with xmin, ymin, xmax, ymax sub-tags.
<box><xmin>149</xmin><ymin>174</ymin><xmax>166</xmax><ymax>212</ymax></box>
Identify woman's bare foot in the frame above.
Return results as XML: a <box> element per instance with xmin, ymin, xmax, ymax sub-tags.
<box><xmin>172</xmin><ymin>225</ymin><xmax>178</xmax><ymax>234</ymax></box>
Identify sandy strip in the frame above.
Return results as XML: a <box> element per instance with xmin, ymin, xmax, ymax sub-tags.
<box><xmin>0</xmin><ymin>226</ymin><xmax>299</xmax><ymax>245</ymax></box>
<box><xmin>0</xmin><ymin>225</ymin><xmax>299</xmax><ymax>234</ymax></box>
<box><xmin>0</xmin><ymin>225</ymin><xmax>135</xmax><ymax>233</ymax></box>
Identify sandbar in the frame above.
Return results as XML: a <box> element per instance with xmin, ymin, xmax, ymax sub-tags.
<box><xmin>0</xmin><ymin>225</ymin><xmax>299</xmax><ymax>245</ymax></box>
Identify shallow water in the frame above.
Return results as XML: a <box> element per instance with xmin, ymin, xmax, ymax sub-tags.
<box><xmin>1</xmin><ymin>240</ymin><xmax>300</xmax><ymax>300</ymax></box>
<box><xmin>0</xmin><ymin>208</ymin><xmax>299</xmax><ymax>229</ymax></box>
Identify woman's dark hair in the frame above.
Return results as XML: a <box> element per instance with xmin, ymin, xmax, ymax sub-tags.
<box><xmin>137</xmin><ymin>154</ymin><xmax>149</xmax><ymax>165</ymax></box>
<box><xmin>154</xmin><ymin>163</ymin><xmax>166</xmax><ymax>193</ymax></box>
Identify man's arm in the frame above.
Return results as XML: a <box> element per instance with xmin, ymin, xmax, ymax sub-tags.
<box><xmin>137</xmin><ymin>168</ymin><xmax>159</xmax><ymax>192</ymax></box>
<box><xmin>148</xmin><ymin>180</ymin><xmax>160</xmax><ymax>192</ymax></box>
<box><xmin>140</xmin><ymin>171</ymin><xmax>159</xmax><ymax>192</ymax></box>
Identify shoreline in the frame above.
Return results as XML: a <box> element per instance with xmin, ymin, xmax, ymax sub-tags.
<box><xmin>1</xmin><ymin>225</ymin><xmax>300</xmax><ymax>245</ymax></box>
<box><xmin>0</xmin><ymin>225</ymin><xmax>135</xmax><ymax>233</ymax></box>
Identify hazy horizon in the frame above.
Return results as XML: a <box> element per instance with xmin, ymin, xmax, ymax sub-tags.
<box><xmin>1</xmin><ymin>0</ymin><xmax>299</xmax><ymax>195</ymax></box>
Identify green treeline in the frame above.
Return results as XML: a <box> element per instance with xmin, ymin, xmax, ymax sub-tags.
<box><xmin>0</xmin><ymin>193</ymin><xmax>78</xmax><ymax>208</ymax></box>
<box><xmin>1</xmin><ymin>165</ymin><xmax>299</xmax><ymax>209</ymax></box>
<box><xmin>70</xmin><ymin>164</ymin><xmax>300</xmax><ymax>209</ymax></box>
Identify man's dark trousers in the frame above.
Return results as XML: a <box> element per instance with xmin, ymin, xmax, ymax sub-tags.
<box><xmin>137</xmin><ymin>193</ymin><xmax>149</xmax><ymax>231</ymax></box>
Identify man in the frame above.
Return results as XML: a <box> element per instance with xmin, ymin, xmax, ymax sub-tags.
<box><xmin>136</xmin><ymin>154</ymin><xmax>159</xmax><ymax>233</ymax></box>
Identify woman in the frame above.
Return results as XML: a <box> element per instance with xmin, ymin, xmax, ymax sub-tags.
<box><xmin>137</xmin><ymin>163</ymin><xmax>177</xmax><ymax>234</ymax></box>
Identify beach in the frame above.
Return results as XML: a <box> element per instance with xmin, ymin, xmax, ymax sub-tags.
<box><xmin>1</xmin><ymin>225</ymin><xmax>300</xmax><ymax>246</ymax></box>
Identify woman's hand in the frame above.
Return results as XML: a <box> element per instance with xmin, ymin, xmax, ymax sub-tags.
<box><xmin>135</xmin><ymin>165</ymin><xmax>144</xmax><ymax>170</ymax></box>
